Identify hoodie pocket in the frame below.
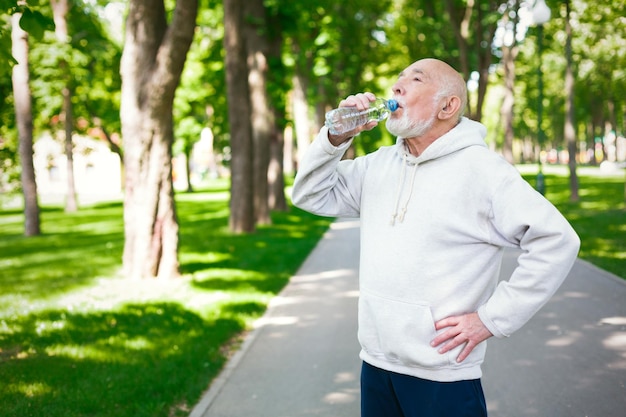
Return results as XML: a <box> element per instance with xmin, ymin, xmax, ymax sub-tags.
<box><xmin>358</xmin><ymin>289</ymin><xmax>452</xmax><ymax>369</ymax></box>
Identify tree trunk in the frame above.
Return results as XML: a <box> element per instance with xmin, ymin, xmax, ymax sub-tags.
<box><xmin>445</xmin><ymin>0</ymin><xmax>472</xmax><ymax>117</ymax></box>
<box><xmin>184</xmin><ymin>144</ymin><xmax>194</xmax><ymax>193</ymax></box>
<box><xmin>500</xmin><ymin>0</ymin><xmax>519</xmax><ymax>164</ymax></box>
<box><xmin>120</xmin><ymin>0</ymin><xmax>198</xmax><ymax>279</ymax></box>
<box><xmin>224</xmin><ymin>0</ymin><xmax>255</xmax><ymax>233</ymax></box>
<box><xmin>245</xmin><ymin>0</ymin><xmax>272</xmax><ymax>225</ymax></box>
<box><xmin>268</xmin><ymin>126</ymin><xmax>288</xmax><ymax>211</ymax></box>
<box><xmin>51</xmin><ymin>0</ymin><xmax>78</xmax><ymax>212</ymax></box>
<box><xmin>472</xmin><ymin>0</ymin><xmax>497</xmax><ymax>122</ymax></box>
<box><xmin>564</xmin><ymin>0</ymin><xmax>579</xmax><ymax>202</ymax></box>
<box><xmin>266</xmin><ymin>22</ymin><xmax>287</xmax><ymax>212</ymax></box>
<box><xmin>292</xmin><ymin>71</ymin><xmax>310</xmax><ymax>169</ymax></box>
<box><xmin>11</xmin><ymin>12</ymin><xmax>40</xmax><ymax>237</ymax></box>
<box><xmin>445</xmin><ymin>0</ymin><xmax>497</xmax><ymax>122</ymax></box>
<box><xmin>62</xmin><ymin>84</ymin><xmax>77</xmax><ymax>211</ymax></box>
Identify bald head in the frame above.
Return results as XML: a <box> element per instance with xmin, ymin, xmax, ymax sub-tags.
<box><xmin>414</xmin><ymin>59</ymin><xmax>467</xmax><ymax>121</ymax></box>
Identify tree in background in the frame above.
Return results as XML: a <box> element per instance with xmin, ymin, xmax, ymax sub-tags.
<box><xmin>11</xmin><ymin>6</ymin><xmax>39</xmax><ymax>235</ymax></box>
<box><xmin>245</xmin><ymin>0</ymin><xmax>272</xmax><ymax>226</ymax></box>
<box><xmin>5</xmin><ymin>0</ymin><xmax>54</xmax><ymax>235</ymax></box>
<box><xmin>50</xmin><ymin>0</ymin><xmax>77</xmax><ymax>212</ymax></box>
<box><xmin>120</xmin><ymin>0</ymin><xmax>198</xmax><ymax>278</ymax></box>
<box><xmin>223</xmin><ymin>0</ymin><xmax>254</xmax><ymax>233</ymax></box>
<box><xmin>173</xmin><ymin>2</ymin><xmax>224</xmax><ymax>193</ymax></box>
<box><xmin>498</xmin><ymin>0</ymin><xmax>521</xmax><ymax>164</ymax></box>
<box><xmin>2</xmin><ymin>0</ymin><xmax>625</xmax><ymax>238</ymax></box>
<box><xmin>564</xmin><ymin>0</ymin><xmax>578</xmax><ymax>201</ymax></box>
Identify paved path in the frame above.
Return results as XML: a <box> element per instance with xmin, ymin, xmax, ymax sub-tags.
<box><xmin>190</xmin><ymin>219</ymin><xmax>626</xmax><ymax>417</ymax></box>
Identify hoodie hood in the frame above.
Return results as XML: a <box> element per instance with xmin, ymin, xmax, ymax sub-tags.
<box><xmin>389</xmin><ymin>117</ymin><xmax>488</xmax><ymax>226</ymax></box>
<box><xmin>395</xmin><ymin>117</ymin><xmax>488</xmax><ymax>164</ymax></box>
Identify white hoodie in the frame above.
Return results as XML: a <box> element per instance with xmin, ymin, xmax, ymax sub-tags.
<box><xmin>292</xmin><ymin>118</ymin><xmax>580</xmax><ymax>382</ymax></box>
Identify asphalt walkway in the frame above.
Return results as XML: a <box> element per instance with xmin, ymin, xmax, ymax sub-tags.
<box><xmin>190</xmin><ymin>218</ymin><xmax>626</xmax><ymax>417</ymax></box>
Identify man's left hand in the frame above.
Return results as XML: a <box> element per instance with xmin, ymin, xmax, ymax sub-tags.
<box><xmin>431</xmin><ymin>312</ymin><xmax>493</xmax><ymax>363</ymax></box>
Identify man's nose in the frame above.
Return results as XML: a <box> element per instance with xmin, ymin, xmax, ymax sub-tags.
<box><xmin>392</xmin><ymin>82</ymin><xmax>403</xmax><ymax>96</ymax></box>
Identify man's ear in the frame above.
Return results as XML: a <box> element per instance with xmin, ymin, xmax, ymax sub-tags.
<box><xmin>438</xmin><ymin>96</ymin><xmax>462</xmax><ymax>120</ymax></box>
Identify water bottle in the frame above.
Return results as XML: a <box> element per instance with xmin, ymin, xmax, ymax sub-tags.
<box><xmin>325</xmin><ymin>98</ymin><xmax>399</xmax><ymax>135</ymax></box>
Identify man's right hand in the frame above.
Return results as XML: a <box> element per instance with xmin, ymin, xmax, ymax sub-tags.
<box><xmin>328</xmin><ymin>92</ymin><xmax>379</xmax><ymax>146</ymax></box>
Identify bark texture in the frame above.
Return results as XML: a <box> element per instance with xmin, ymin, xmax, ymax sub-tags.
<box><xmin>120</xmin><ymin>0</ymin><xmax>198</xmax><ymax>279</ymax></box>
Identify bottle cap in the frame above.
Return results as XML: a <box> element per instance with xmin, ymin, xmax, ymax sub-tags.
<box><xmin>387</xmin><ymin>99</ymin><xmax>399</xmax><ymax>112</ymax></box>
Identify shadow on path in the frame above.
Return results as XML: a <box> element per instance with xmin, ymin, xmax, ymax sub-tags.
<box><xmin>191</xmin><ymin>219</ymin><xmax>626</xmax><ymax>417</ymax></box>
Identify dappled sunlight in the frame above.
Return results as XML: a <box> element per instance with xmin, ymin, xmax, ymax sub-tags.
<box><xmin>180</xmin><ymin>251</ymin><xmax>232</xmax><ymax>268</ymax></box>
<box><xmin>192</xmin><ymin>268</ymin><xmax>285</xmax><ymax>295</ymax></box>
<box><xmin>293</xmin><ymin>268</ymin><xmax>355</xmax><ymax>283</ymax></box>
<box><xmin>337</xmin><ymin>289</ymin><xmax>360</xmax><ymax>299</ymax></box>
<box><xmin>0</xmin><ymin>301</ymin><xmax>249</xmax><ymax>415</ymax></box>
<box><xmin>45</xmin><ymin>340</ymin><xmax>153</xmax><ymax>362</ymax></box>
<box><xmin>333</xmin><ymin>371</ymin><xmax>357</xmax><ymax>384</ymax></box>
<box><xmin>9</xmin><ymin>382</ymin><xmax>52</xmax><ymax>398</ymax></box>
<box><xmin>322</xmin><ymin>388</ymin><xmax>359</xmax><ymax>405</ymax></box>
<box><xmin>546</xmin><ymin>330</ymin><xmax>583</xmax><ymax>347</ymax></box>
<box><xmin>322</xmin><ymin>371</ymin><xmax>359</xmax><ymax>405</ymax></box>
<box><xmin>603</xmin><ymin>332</ymin><xmax>626</xmax><ymax>351</ymax></box>
<box><xmin>254</xmin><ymin>315</ymin><xmax>299</xmax><ymax>328</ymax></box>
<box><xmin>599</xmin><ymin>316</ymin><xmax>626</xmax><ymax>326</ymax></box>
<box><xmin>563</xmin><ymin>291</ymin><xmax>588</xmax><ymax>298</ymax></box>
<box><xmin>329</xmin><ymin>219</ymin><xmax>360</xmax><ymax>230</ymax></box>
<box><xmin>56</xmin><ymin>276</ymin><xmax>229</xmax><ymax>314</ymax></box>
<box><xmin>1</xmin><ymin>182</ymin><xmax>334</xmax><ymax>416</ymax></box>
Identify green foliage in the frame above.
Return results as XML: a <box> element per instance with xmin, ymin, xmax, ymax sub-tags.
<box><xmin>0</xmin><ymin>132</ymin><xmax>20</xmax><ymax>194</ymax></box>
<box><xmin>17</xmin><ymin>6</ymin><xmax>53</xmax><ymax>39</ymax></box>
<box><xmin>2</xmin><ymin>0</ymin><xmax>624</xmax><ymax>179</ymax></box>
<box><xmin>0</xmin><ymin>0</ymin><xmax>55</xmax><ymax>76</ymax></box>
<box><xmin>0</xmin><ymin>183</ymin><xmax>333</xmax><ymax>416</ymax></box>
<box><xmin>28</xmin><ymin>1</ymin><xmax>122</xmax><ymax>136</ymax></box>
<box><xmin>173</xmin><ymin>4</ymin><xmax>225</xmax><ymax>156</ymax></box>
<box><xmin>513</xmin><ymin>0</ymin><xmax>626</xmax><ymax>149</ymax></box>
<box><xmin>1</xmin><ymin>1</ymin><xmax>121</xmax><ymax>195</ymax></box>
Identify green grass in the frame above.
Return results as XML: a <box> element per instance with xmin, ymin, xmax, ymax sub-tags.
<box><xmin>0</xmin><ymin>179</ymin><xmax>333</xmax><ymax>417</ymax></box>
<box><xmin>521</xmin><ymin>166</ymin><xmax>626</xmax><ymax>279</ymax></box>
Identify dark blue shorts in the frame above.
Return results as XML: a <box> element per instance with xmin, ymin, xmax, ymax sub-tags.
<box><xmin>361</xmin><ymin>361</ymin><xmax>488</xmax><ymax>417</ymax></box>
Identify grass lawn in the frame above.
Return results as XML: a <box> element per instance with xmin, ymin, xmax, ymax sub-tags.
<box><xmin>0</xmin><ymin>179</ymin><xmax>333</xmax><ymax>417</ymax></box>
<box><xmin>520</xmin><ymin>165</ymin><xmax>625</xmax><ymax>279</ymax></box>
<box><xmin>0</xmin><ymin>168</ymin><xmax>623</xmax><ymax>417</ymax></box>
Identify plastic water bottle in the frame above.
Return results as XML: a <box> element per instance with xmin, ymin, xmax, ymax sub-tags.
<box><xmin>325</xmin><ymin>98</ymin><xmax>399</xmax><ymax>135</ymax></box>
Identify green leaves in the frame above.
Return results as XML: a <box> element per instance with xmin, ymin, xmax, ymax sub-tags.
<box><xmin>17</xmin><ymin>7</ymin><xmax>54</xmax><ymax>40</ymax></box>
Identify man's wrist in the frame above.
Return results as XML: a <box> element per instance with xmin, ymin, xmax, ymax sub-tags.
<box><xmin>328</xmin><ymin>132</ymin><xmax>353</xmax><ymax>147</ymax></box>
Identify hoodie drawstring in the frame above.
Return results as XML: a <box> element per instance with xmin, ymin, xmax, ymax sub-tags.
<box><xmin>390</xmin><ymin>154</ymin><xmax>419</xmax><ymax>226</ymax></box>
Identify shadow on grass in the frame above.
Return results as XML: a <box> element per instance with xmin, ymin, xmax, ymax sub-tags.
<box><xmin>0</xmin><ymin>187</ymin><xmax>334</xmax><ymax>417</ymax></box>
<box><xmin>0</xmin><ymin>301</ymin><xmax>255</xmax><ymax>417</ymax></box>
<box><xmin>0</xmin><ymin>203</ymin><xmax>125</xmax><ymax>300</ymax></box>
<box><xmin>178</xmin><ymin>202</ymin><xmax>333</xmax><ymax>295</ymax></box>
<box><xmin>523</xmin><ymin>173</ymin><xmax>625</xmax><ymax>278</ymax></box>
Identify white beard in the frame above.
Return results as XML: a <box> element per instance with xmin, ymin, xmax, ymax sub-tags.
<box><xmin>386</xmin><ymin>111</ymin><xmax>435</xmax><ymax>139</ymax></box>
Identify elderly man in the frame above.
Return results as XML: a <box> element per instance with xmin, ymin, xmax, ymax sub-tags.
<box><xmin>292</xmin><ymin>58</ymin><xmax>580</xmax><ymax>417</ymax></box>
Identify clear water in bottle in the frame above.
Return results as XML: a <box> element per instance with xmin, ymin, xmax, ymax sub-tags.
<box><xmin>325</xmin><ymin>98</ymin><xmax>399</xmax><ymax>135</ymax></box>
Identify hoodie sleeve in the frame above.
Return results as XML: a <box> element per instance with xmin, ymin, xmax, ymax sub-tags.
<box><xmin>291</xmin><ymin>127</ymin><xmax>365</xmax><ymax>217</ymax></box>
<box><xmin>478</xmin><ymin>173</ymin><xmax>581</xmax><ymax>338</ymax></box>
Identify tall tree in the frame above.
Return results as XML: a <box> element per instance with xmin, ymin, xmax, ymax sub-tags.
<box><xmin>11</xmin><ymin>9</ymin><xmax>40</xmax><ymax>236</ymax></box>
<box><xmin>224</xmin><ymin>0</ymin><xmax>255</xmax><ymax>233</ymax></box>
<box><xmin>444</xmin><ymin>0</ymin><xmax>498</xmax><ymax>121</ymax></box>
<box><xmin>120</xmin><ymin>0</ymin><xmax>198</xmax><ymax>279</ymax></box>
<box><xmin>563</xmin><ymin>0</ymin><xmax>578</xmax><ymax>201</ymax></box>
<box><xmin>265</xmin><ymin>12</ymin><xmax>288</xmax><ymax>212</ymax></box>
<box><xmin>51</xmin><ymin>0</ymin><xmax>77</xmax><ymax>212</ymax></box>
<box><xmin>244</xmin><ymin>0</ymin><xmax>272</xmax><ymax>225</ymax></box>
<box><xmin>499</xmin><ymin>0</ymin><xmax>520</xmax><ymax>164</ymax></box>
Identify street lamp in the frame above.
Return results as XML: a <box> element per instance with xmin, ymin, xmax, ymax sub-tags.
<box><xmin>532</xmin><ymin>0</ymin><xmax>551</xmax><ymax>195</ymax></box>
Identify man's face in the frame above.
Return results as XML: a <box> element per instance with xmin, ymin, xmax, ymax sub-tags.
<box><xmin>385</xmin><ymin>61</ymin><xmax>441</xmax><ymax>139</ymax></box>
